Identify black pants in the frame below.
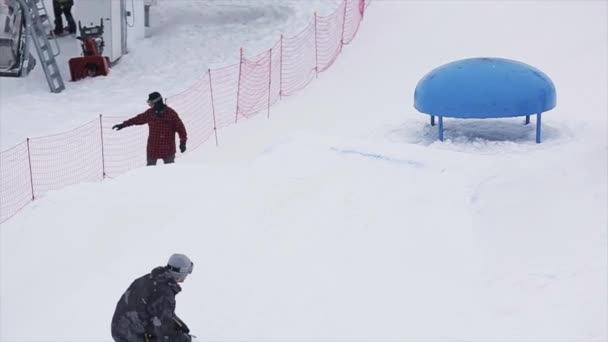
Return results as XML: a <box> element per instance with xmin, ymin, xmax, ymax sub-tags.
<box><xmin>53</xmin><ymin>0</ymin><xmax>76</xmax><ymax>34</ymax></box>
<box><xmin>147</xmin><ymin>155</ymin><xmax>175</xmax><ymax>166</ymax></box>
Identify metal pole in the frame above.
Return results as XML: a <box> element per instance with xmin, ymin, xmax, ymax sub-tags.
<box><xmin>431</xmin><ymin>115</ymin><xmax>435</xmax><ymax>126</ymax></box>
<box><xmin>536</xmin><ymin>112</ymin><xmax>542</xmax><ymax>143</ymax></box>
<box><xmin>314</xmin><ymin>12</ymin><xmax>318</xmax><ymax>77</ymax></box>
<box><xmin>208</xmin><ymin>69</ymin><xmax>219</xmax><ymax>147</ymax></box>
<box><xmin>26</xmin><ymin>138</ymin><xmax>35</xmax><ymax>200</ymax></box>
<box><xmin>99</xmin><ymin>115</ymin><xmax>106</xmax><ymax>178</ymax></box>
<box><xmin>360</xmin><ymin>0</ymin><xmax>366</xmax><ymax>19</ymax></box>
<box><xmin>279</xmin><ymin>34</ymin><xmax>284</xmax><ymax>99</ymax></box>
<box><xmin>267</xmin><ymin>48</ymin><xmax>272</xmax><ymax>119</ymax></box>
<box><xmin>525</xmin><ymin>115</ymin><xmax>530</xmax><ymax>125</ymax></box>
<box><xmin>235</xmin><ymin>48</ymin><xmax>243</xmax><ymax>123</ymax></box>
<box><xmin>438</xmin><ymin>116</ymin><xmax>444</xmax><ymax>141</ymax></box>
<box><xmin>121</xmin><ymin>0</ymin><xmax>128</xmax><ymax>55</ymax></box>
<box><xmin>341</xmin><ymin>0</ymin><xmax>347</xmax><ymax>46</ymax></box>
<box><xmin>144</xmin><ymin>5</ymin><xmax>150</xmax><ymax>27</ymax></box>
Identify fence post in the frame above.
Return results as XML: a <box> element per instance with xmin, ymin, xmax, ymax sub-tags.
<box><xmin>99</xmin><ymin>114</ymin><xmax>106</xmax><ymax>178</ymax></box>
<box><xmin>279</xmin><ymin>34</ymin><xmax>284</xmax><ymax>100</ymax></box>
<box><xmin>267</xmin><ymin>48</ymin><xmax>272</xmax><ymax>119</ymax></box>
<box><xmin>314</xmin><ymin>12</ymin><xmax>319</xmax><ymax>77</ymax></box>
<box><xmin>341</xmin><ymin>0</ymin><xmax>348</xmax><ymax>46</ymax></box>
<box><xmin>26</xmin><ymin>138</ymin><xmax>34</xmax><ymax>200</ymax></box>
<box><xmin>235</xmin><ymin>47</ymin><xmax>244</xmax><ymax>124</ymax></box>
<box><xmin>359</xmin><ymin>0</ymin><xmax>366</xmax><ymax>19</ymax></box>
<box><xmin>208</xmin><ymin>69</ymin><xmax>219</xmax><ymax>147</ymax></box>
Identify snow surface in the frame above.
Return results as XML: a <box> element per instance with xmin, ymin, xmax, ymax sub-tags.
<box><xmin>0</xmin><ymin>0</ymin><xmax>339</xmax><ymax>148</ymax></box>
<box><xmin>1</xmin><ymin>0</ymin><xmax>607</xmax><ymax>341</ymax></box>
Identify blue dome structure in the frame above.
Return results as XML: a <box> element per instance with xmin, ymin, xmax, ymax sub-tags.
<box><xmin>414</xmin><ymin>57</ymin><xmax>556</xmax><ymax>143</ymax></box>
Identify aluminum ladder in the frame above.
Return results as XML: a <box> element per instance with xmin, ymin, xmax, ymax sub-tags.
<box><xmin>17</xmin><ymin>0</ymin><xmax>65</xmax><ymax>93</ymax></box>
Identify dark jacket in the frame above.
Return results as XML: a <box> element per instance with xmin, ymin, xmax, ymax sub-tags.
<box><xmin>123</xmin><ymin>105</ymin><xmax>187</xmax><ymax>160</ymax></box>
<box><xmin>111</xmin><ymin>267</ymin><xmax>190</xmax><ymax>342</ymax></box>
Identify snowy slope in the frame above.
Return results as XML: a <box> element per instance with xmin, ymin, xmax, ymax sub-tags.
<box><xmin>0</xmin><ymin>0</ymin><xmax>339</xmax><ymax>149</ymax></box>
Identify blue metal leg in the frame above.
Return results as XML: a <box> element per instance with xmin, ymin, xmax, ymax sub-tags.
<box><xmin>536</xmin><ymin>112</ymin><xmax>542</xmax><ymax>143</ymax></box>
<box><xmin>431</xmin><ymin>115</ymin><xmax>435</xmax><ymax>126</ymax></box>
<box><xmin>438</xmin><ymin>116</ymin><xmax>444</xmax><ymax>141</ymax></box>
<box><xmin>525</xmin><ymin>115</ymin><xmax>530</xmax><ymax>125</ymax></box>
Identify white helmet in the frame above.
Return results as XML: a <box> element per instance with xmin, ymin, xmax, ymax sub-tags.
<box><xmin>167</xmin><ymin>253</ymin><xmax>193</xmax><ymax>279</ymax></box>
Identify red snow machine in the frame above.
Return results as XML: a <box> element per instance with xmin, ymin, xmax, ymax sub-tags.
<box><xmin>68</xmin><ymin>20</ymin><xmax>110</xmax><ymax>81</ymax></box>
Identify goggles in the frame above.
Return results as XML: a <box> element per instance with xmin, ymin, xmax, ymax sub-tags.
<box><xmin>147</xmin><ymin>97</ymin><xmax>161</xmax><ymax>106</ymax></box>
<box><xmin>167</xmin><ymin>261</ymin><xmax>193</xmax><ymax>275</ymax></box>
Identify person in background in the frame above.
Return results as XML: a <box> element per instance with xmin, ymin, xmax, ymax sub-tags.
<box><xmin>112</xmin><ymin>92</ymin><xmax>188</xmax><ymax>166</ymax></box>
<box><xmin>111</xmin><ymin>254</ymin><xmax>194</xmax><ymax>342</ymax></box>
<box><xmin>52</xmin><ymin>0</ymin><xmax>76</xmax><ymax>35</ymax></box>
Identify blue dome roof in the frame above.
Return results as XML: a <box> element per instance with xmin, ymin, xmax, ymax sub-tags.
<box><xmin>414</xmin><ymin>58</ymin><xmax>556</xmax><ymax>118</ymax></box>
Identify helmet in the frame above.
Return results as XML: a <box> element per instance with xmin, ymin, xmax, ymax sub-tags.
<box><xmin>167</xmin><ymin>253</ymin><xmax>193</xmax><ymax>279</ymax></box>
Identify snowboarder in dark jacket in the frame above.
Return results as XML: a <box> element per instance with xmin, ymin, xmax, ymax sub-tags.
<box><xmin>112</xmin><ymin>92</ymin><xmax>188</xmax><ymax>166</ymax></box>
<box><xmin>111</xmin><ymin>254</ymin><xmax>194</xmax><ymax>342</ymax></box>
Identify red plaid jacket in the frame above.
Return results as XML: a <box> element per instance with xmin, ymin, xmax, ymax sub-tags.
<box><xmin>124</xmin><ymin>106</ymin><xmax>187</xmax><ymax>160</ymax></box>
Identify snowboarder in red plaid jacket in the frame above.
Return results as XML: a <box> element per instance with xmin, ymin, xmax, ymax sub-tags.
<box><xmin>113</xmin><ymin>92</ymin><xmax>188</xmax><ymax>166</ymax></box>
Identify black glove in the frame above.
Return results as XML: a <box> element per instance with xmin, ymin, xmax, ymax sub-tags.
<box><xmin>179</xmin><ymin>141</ymin><xmax>186</xmax><ymax>153</ymax></box>
<box><xmin>112</xmin><ymin>123</ymin><xmax>126</xmax><ymax>131</ymax></box>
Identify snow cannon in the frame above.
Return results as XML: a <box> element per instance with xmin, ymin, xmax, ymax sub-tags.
<box><xmin>68</xmin><ymin>20</ymin><xmax>110</xmax><ymax>81</ymax></box>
